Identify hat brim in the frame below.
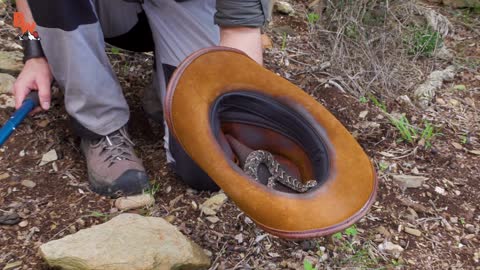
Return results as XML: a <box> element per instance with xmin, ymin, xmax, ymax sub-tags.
<box><xmin>164</xmin><ymin>47</ymin><xmax>378</xmax><ymax>239</ymax></box>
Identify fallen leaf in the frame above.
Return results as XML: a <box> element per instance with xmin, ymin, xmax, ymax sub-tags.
<box><xmin>404</xmin><ymin>227</ymin><xmax>422</xmax><ymax>237</ymax></box>
<box><xmin>468</xmin><ymin>150</ymin><xmax>480</xmax><ymax>155</ymax></box>
<box><xmin>261</xmin><ymin>34</ymin><xmax>273</xmax><ymax>49</ymax></box>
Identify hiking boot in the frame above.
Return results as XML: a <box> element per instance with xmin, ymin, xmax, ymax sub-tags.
<box><xmin>80</xmin><ymin>126</ymin><xmax>149</xmax><ymax>197</ymax></box>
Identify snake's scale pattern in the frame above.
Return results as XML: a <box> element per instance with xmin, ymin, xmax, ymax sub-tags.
<box><xmin>243</xmin><ymin>150</ymin><xmax>317</xmax><ymax>193</ymax></box>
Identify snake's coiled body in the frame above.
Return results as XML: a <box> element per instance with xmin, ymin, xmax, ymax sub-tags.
<box><xmin>243</xmin><ymin>150</ymin><xmax>318</xmax><ymax>193</ymax></box>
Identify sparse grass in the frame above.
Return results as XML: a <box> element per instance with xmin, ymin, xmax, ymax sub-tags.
<box><xmin>389</xmin><ymin>115</ymin><xmax>418</xmax><ymax>144</ymax></box>
<box><xmin>281</xmin><ymin>32</ymin><xmax>287</xmax><ymax>51</ymax></box>
<box><xmin>307</xmin><ymin>12</ymin><xmax>320</xmax><ymax>25</ymax></box>
<box><xmin>406</xmin><ymin>25</ymin><xmax>443</xmax><ymax>57</ymax></box>
<box><xmin>88</xmin><ymin>211</ymin><xmax>111</xmax><ymax>222</ymax></box>
<box><xmin>420</xmin><ymin>121</ymin><xmax>440</xmax><ymax>148</ymax></box>
<box><xmin>144</xmin><ymin>181</ymin><xmax>160</xmax><ymax>197</ymax></box>
<box><xmin>369</xmin><ymin>94</ymin><xmax>387</xmax><ymax>112</ymax></box>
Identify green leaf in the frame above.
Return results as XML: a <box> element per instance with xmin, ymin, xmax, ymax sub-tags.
<box><xmin>111</xmin><ymin>47</ymin><xmax>120</xmax><ymax>55</ymax></box>
<box><xmin>332</xmin><ymin>232</ymin><xmax>342</xmax><ymax>240</ymax></box>
<box><xmin>303</xmin><ymin>259</ymin><xmax>315</xmax><ymax>270</ymax></box>
<box><xmin>453</xmin><ymin>84</ymin><xmax>466</xmax><ymax>91</ymax></box>
<box><xmin>345</xmin><ymin>225</ymin><xmax>358</xmax><ymax>236</ymax></box>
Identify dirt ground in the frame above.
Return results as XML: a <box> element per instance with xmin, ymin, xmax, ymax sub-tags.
<box><xmin>1</xmin><ymin>1</ymin><xmax>479</xmax><ymax>270</ymax></box>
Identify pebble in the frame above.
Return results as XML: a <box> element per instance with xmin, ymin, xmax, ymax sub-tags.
<box><xmin>206</xmin><ymin>216</ymin><xmax>220</xmax><ymax>224</ymax></box>
<box><xmin>378</xmin><ymin>241</ymin><xmax>404</xmax><ymax>258</ymax></box>
<box><xmin>200</xmin><ymin>193</ymin><xmax>227</xmax><ymax>216</ymax></box>
<box><xmin>404</xmin><ymin>227</ymin><xmax>422</xmax><ymax>237</ymax></box>
<box><xmin>18</xmin><ymin>220</ymin><xmax>29</xmax><ymax>227</ymax></box>
<box><xmin>274</xmin><ymin>1</ymin><xmax>295</xmax><ymax>15</ymax></box>
<box><xmin>21</xmin><ymin>180</ymin><xmax>36</xmax><ymax>188</ymax></box>
<box><xmin>0</xmin><ymin>172</ymin><xmax>10</xmax><ymax>180</ymax></box>
<box><xmin>465</xmin><ymin>224</ymin><xmax>475</xmax><ymax>234</ymax></box>
<box><xmin>164</xmin><ymin>215</ymin><xmax>176</xmax><ymax>223</ymax></box>
<box><xmin>115</xmin><ymin>194</ymin><xmax>155</xmax><ymax>211</ymax></box>
<box><xmin>39</xmin><ymin>150</ymin><xmax>58</xmax><ymax>166</ymax></box>
<box><xmin>3</xmin><ymin>261</ymin><xmax>22</xmax><ymax>270</ymax></box>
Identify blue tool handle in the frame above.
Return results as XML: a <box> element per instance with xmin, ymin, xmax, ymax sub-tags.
<box><xmin>0</xmin><ymin>92</ymin><xmax>40</xmax><ymax>147</ymax></box>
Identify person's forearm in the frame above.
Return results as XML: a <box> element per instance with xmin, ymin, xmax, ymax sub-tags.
<box><xmin>16</xmin><ymin>0</ymin><xmax>35</xmax><ymax>22</ymax></box>
<box><xmin>220</xmin><ymin>26</ymin><xmax>263</xmax><ymax>65</ymax></box>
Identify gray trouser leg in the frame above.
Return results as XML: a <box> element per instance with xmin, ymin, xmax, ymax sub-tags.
<box><xmin>33</xmin><ymin>0</ymin><xmax>142</xmax><ymax>136</ymax></box>
<box><xmin>142</xmin><ymin>0</ymin><xmax>219</xmax><ymax>163</ymax></box>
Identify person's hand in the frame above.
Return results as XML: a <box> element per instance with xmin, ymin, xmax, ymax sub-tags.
<box><xmin>13</xmin><ymin>57</ymin><xmax>53</xmax><ymax>114</ymax></box>
<box><xmin>220</xmin><ymin>26</ymin><xmax>263</xmax><ymax>65</ymax></box>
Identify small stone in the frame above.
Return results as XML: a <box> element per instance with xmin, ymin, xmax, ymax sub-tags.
<box><xmin>234</xmin><ymin>233</ymin><xmax>244</xmax><ymax>244</ymax></box>
<box><xmin>18</xmin><ymin>220</ymin><xmax>29</xmax><ymax>227</ymax></box>
<box><xmin>3</xmin><ymin>261</ymin><xmax>22</xmax><ymax>270</ymax></box>
<box><xmin>465</xmin><ymin>224</ymin><xmax>475</xmax><ymax>234</ymax></box>
<box><xmin>19</xmin><ymin>150</ymin><xmax>25</xmax><ymax>157</ymax></box>
<box><xmin>206</xmin><ymin>216</ymin><xmax>220</xmax><ymax>224</ymax></box>
<box><xmin>392</xmin><ymin>174</ymin><xmax>428</xmax><ymax>188</ymax></box>
<box><xmin>40</xmin><ymin>214</ymin><xmax>210</xmax><ymax>270</ymax></box>
<box><xmin>164</xmin><ymin>215</ymin><xmax>176</xmax><ymax>223</ymax></box>
<box><xmin>449</xmin><ymin>99</ymin><xmax>460</xmax><ymax>106</ymax></box>
<box><xmin>450</xmin><ymin>217</ymin><xmax>458</xmax><ymax>224</ymax></box>
<box><xmin>0</xmin><ymin>94</ymin><xmax>15</xmax><ymax>109</ymax></box>
<box><xmin>404</xmin><ymin>227</ymin><xmax>422</xmax><ymax>237</ymax></box>
<box><xmin>359</xmin><ymin>110</ymin><xmax>369</xmax><ymax>119</ymax></box>
<box><xmin>39</xmin><ymin>150</ymin><xmax>58</xmax><ymax>166</ymax></box>
<box><xmin>436</xmin><ymin>98</ymin><xmax>446</xmax><ymax>105</ymax></box>
<box><xmin>200</xmin><ymin>193</ymin><xmax>227</xmax><ymax>216</ymax></box>
<box><xmin>451</xmin><ymin>142</ymin><xmax>463</xmax><ymax>150</ymax></box>
<box><xmin>378</xmin><ymin>241</ymin><xmax>404</xmax><ymax>258</ymax></box>
<box><xmin>115</xmin><ymin>194</ymin><xmax>155</xmax><ymax>211</ymax></box>
<box><xmin>20</xmin><ymin>180</ymin><xmax>36</xmax><ymax>188</ymax></box>
<box><xmin>0</xmin><ymin>172</ymin><xmax>10</xmax><ymax>180</ymax></box>
<box><xmin>274</xmin><ymin>1</ymin><xmax>295</xmax><ymax>15</ymax></box>
<box><xmin>435</xmin><ymin>186</ymin><xmax>446</xmax><ymax>195</ymax></box>
<box><xmin>0</xmin><ymin>73</ymin><xmax>15</xmax><ymax>94</ymax></box>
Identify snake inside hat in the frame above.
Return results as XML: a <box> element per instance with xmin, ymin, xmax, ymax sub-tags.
<box><xmin>164</xmin><ymin>47</ymin><xmax>378</xmax><ymax>239</ymax></box>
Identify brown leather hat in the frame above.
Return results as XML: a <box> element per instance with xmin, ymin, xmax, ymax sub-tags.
<box><xmin>164</xmin><ymin>47</ymin><xmax>377</xmax><ymax>239</ymax></box>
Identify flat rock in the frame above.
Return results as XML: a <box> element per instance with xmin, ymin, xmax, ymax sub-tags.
<box><xmin>115</xmin><ymin>194</ymin><xmax>155</xmax><ymax>211</ymax></box>
<box><xmin>0</xmin><ymin>73</ymin><xmax>15</xmax><ymax>94</ymax></box>
<box><xmin>21</xmin><ymin>180</ymin><xmax>36</xmax><ymax>188</ymax></box>
<box><xmin>274</xmin><ymin>1</ymin><xmax>295</xmax><ymax>15</ymax></box>
<box><xmin>378</xmin><ymin>241</ymin><xmax>404</xmax><ymax>258</ymax></box>
<box><xmin>392</xmin><ymin>174</ymin><xmax>428</xmax><ymax>188</ymax></box>
<box><xmin>200</xmin><ymin>193</ymin><xmax>227</xmax><ymax>216</ymax></box>
<box><xmin>39</xmin><ymin>150</ymin><xmax>58</xmax><ymax>166</ymax></box>
<box><xmin>0</xmin><ymin>51</ymin><xmax>23</xmax><ymax>75</ymax></box>
<box><xmin>40</xmin><ymin>213</ymin><xmax>210</xmax><ymax>270</ymax></box>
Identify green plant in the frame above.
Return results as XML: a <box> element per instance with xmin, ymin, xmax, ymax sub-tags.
<box><xmin>368</xmin><ymin>94</ymin><xmax>387</xmax><ymax>112</ymax></box>
<box><xmin>459</xmin><ymin>217</ymin><xmax>466</xmax><ymax>225</ymax></box>
<box><xmin>420</xmin><ymin>121</ymin><xmax>439</xmax><ymax>148</ymax></box>
<box><xmin>307</xmin><ymin>12</ymin><xmax>320</xmax><ymax>25</ymax></box>
<box><xmin>460</xmin><ymin>134</ymin><xmax>468</xmax><ymax>144</ymax></box>
<box><xmin>303</xmin><ymin>260</ymin><xmax>316</xmax><ymax>270</ymax></box>
<box><xmin>110</xmin><ymin>47</ymin><xmax>120</xmax><ymax>55</ymax></box>
<box><xmin>379</xmin><ymin>162</ymin><xmax>389</xmax><ymax>172</ymax></box>
<box><xmin>332</xmin><ymin>232</ymin><xmax>343</xmax><ymax>240</ymax></box>
<box><xmin>281</xmin><ymin>32</ymin><xmax>287</xmax><ymax>51</ymax></box>
<box><xmin>406</xmin><ymin>26</ymin><xmax>443</xmax><ymax>56</ymax></box>
<box><xmin>389</xmin><ymin>115</ymin><xmax>418</xmax><ymax>144</ymax></box>
<box><xmin>345</xmin><ymin>225</ymin><xmax>358</xmax><ymax>237</ymax></box>
<box><xmin>144</xmin><ymin>181</ymin><xmax>161</xmax><ymax>197</ymax></box>
<box><xmin>359</xmin><ymin>96</ymin><xmax>368</xmax><ymax>103</ymax></box>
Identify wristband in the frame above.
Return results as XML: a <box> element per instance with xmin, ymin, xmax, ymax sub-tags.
<box><xmin>22</xmin><ymin>40</ymin><xmax>45</xmax><ymax>63</ymax></box>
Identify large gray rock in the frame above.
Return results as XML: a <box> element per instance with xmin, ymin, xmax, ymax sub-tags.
<box><xmin>40</xmin><ymin>213</ymin><xmax>211</xmax><ymax>270</ymax></box>
<box><xmin>0</xmin><ymin>51</ymin><xmax>24</xmax><ymax>75</ymax></box>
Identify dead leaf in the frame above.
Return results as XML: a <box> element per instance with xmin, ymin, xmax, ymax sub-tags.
<box><xmin>261</xmin><ymin>34</ymin><xmax>273</xmax><ymax>49</ymax></box>
<box><xmin>0</xmin><ymin>172</ymin><xmax>9</xmax><ymax>180</ymax></box>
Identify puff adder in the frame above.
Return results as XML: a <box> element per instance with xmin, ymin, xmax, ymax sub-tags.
<box><xmin>243</xmin><ymin>150</ymin><xmax>318</xmax><ymax>193</ymax></box>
